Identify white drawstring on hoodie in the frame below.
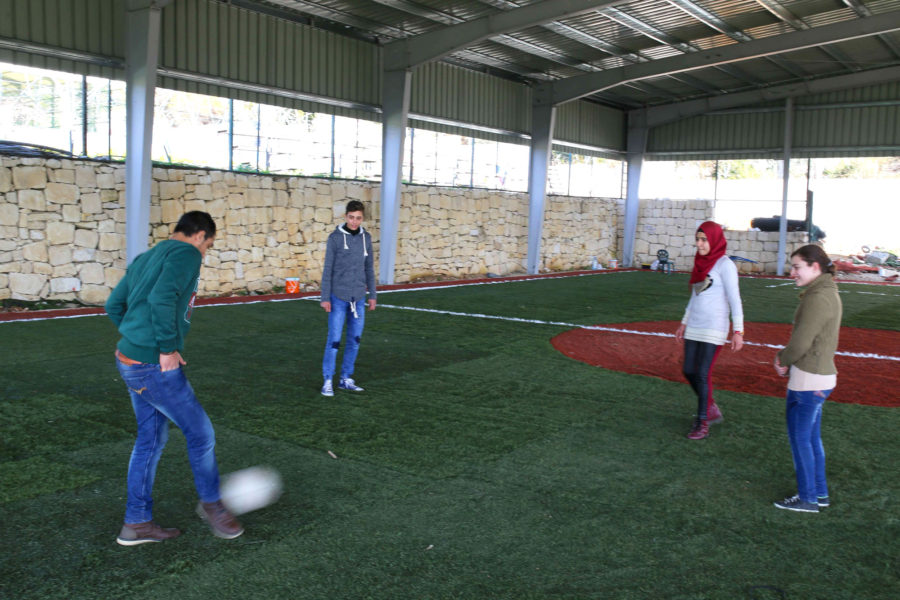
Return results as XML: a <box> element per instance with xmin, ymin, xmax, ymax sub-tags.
<box><xmin>339</xmin><ymin>225</ymin><xmax>368</xmax><ymax>318</ymax></box>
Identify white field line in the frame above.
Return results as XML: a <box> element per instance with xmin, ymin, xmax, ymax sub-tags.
<box><xmin>379</xmin><ymin>303</ymin><xmax>900</xmax><ymax>363</ymax></box>
<box><xmin>0</xmin><ymin>272</ymin><xmax>608</xmax><ymax>324</ymax></box>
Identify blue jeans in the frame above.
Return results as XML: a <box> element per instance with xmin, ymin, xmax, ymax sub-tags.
<box><xmin>322</xmin><ymin>295</ymin><xmax>366</xmax><ymax>380</ymax></box>
<box><xmin>115</xmin><ymin>357</ymin><xmax>220</xmax><ymax>523</ymax></box>
<box><xmin>785</xmin><ymin>388</ymin><xmax>831</xmax><ymax>503</ymax></box>
<box><xmin>682</xmin><ymin>340</ymin><xmax>723</xmax><ymax>421</ymax></box>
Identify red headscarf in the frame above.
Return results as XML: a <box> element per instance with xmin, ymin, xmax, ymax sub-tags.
<box><xmin>689</xmin><ymin>221</ymin><xmax>727</xmax><ymax>285</ymax></box>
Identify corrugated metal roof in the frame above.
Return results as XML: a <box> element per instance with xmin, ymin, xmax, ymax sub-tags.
<box><xmin>1</xmin><ymin>0</ymin><xmax>898</xmax><ymax>157</ymax></box>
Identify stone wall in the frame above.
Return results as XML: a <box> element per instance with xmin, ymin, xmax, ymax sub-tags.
<box><xmin>624</xmin><ymin>198</ymin><xmax>808</xmax><ymax>273</ymax></box>
<box><xmin>398</xmin><ymin>186</ymin><xmax>617</xmax><ymax>280</ymax></box>
<box><xmin>0</xmin><ymin>155</ymin><xmax>620</xmax><ymax>303</ymax></box>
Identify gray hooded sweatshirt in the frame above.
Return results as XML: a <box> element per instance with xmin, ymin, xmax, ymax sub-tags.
<box><xmin>321</xmin><ymin>224</ymin><xmax>376</xmax><ymax>303</ymax></box>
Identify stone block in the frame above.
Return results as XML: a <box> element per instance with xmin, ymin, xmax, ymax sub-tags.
<box><xmin>75</xmin><ymin>166</ymin><xmax>97</xmax><ymax>188</ymax></box>
<box><xmin>184</xmin><ymin>199</ymin><xmax>206</xmax><ymax>213</ymax></box>
<box><xmin>46</xmin><ymin>222</ymin><xmax>75</xmax><ymax>244</ymax></box>
<box><xmin>81</xmin><ymin>193</ymin><xmax>102</xmax><ymax>213</ymax></box>
<box><xmin>18</xmin><ymin>189</ymin><xmax>46</xmax><ymax>210</ymax></box>
<box><xmin>0</xmin><ymin>201</ymin><xmax>19</xmax><ymax>226</ymax></box>
<box><xmin>75</xmin><ymin>229</ymin><xmax>100</xmax><ymax>248</ymax></box>
<box><xmin>161</xmin><ymin>199</ymin><xmax>183</xmax><ymax>223</ymax></box>
<box><xmin>99</xmin><ymin>233</ymin><xmax>124</xmax><ymax>251</ymax></box>
<box><xmin>52</xmin><ymin>263</ymin><xmax>77</xmax><ymax>277</ymax></box>
<box><xmin>62</xmin><ymin>204</ymin><xmax>82</xmax><ymax>222</ymax></box>
<box><xmin>13</xmin><ymin>166</ymin><xmax>47</xmax><ymax>189</ymax></box>
<box><xmin>0</xmin><ymin>166</ymin><xmax>10</xmax><ymax>192</ymax></box>
<box><xmin>96</xmin><ymin>173</ymin><xmax>115</xmax><ymax>189</ymax></box>
<box><xmin>22</xmin><ymin>242</ymin><xmax>48</xmax><ymax>262</ymax></box>
<box><xmin>78</xmin><ymin>284</ymin><xmax>110</xmax><ymax>305</ymax></box>
<box><xmin>315</xmin><ymin>208</ymin><xmax>332</xmax><ymax>224</ymax></box>
<box><xmin>9</xmin><ymin>272</ymin><xmax>46</xmax><ymax>296</ymax></box>
<box><xmin>49</xmin><ymin>245</ymin><xmax>73</xmax><ymax>266</ymax></box>
<box><xmin>194</xmin><ymin>184</ymin><xmax>213</xmax><ymax>200</ymax></box>
<box><xmin>46</xmin><ymin>182</ymin><xmax>78</xmax><ymax>204</ymax></box>
<box><xmin>246</xmin><ymin>189</ymin><xmax>264</xmax><ymax>207</ymax></box>
<box><xmin>104</xmin><ymin>267</ymin><xmax>126</xmax><ymax>287</ymax></box>
<box><xmin>48</xmin><ymin>277</ymin><xmax>80</xmax><ymax>294</ymax></box>
<box><xmin>159</xmin><ymin>181</ymin><xmax>186</xmax><ymax>200</ymax></box>
<box><xmin>79</xmin><ymin>262</ymin><xmax>105</xmax><ymax>284</ymax></box>
<box><xmin>227</xmin><ymin>194</ymin><xmax>245</xmax><ymax>209</ymax></box>
<box><xmin>207</xmin><ymin>198</ymin><xmax>225</xmax><ymax>218</ymax></box>
<box><xmin>73</xmin><ymin>248</ymin><xmax>96</xmax><ymax>262</ymax></box>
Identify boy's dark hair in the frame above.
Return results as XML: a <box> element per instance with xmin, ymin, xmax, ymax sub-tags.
<box><xmin>791</xmin><ymin>244</ymin><xmax>835</xmax><ymax>275</ymax></box>
<box><xmin>345</xmin><ymin>200</ymin><xmax>365</xmax><ymax>215</ymax></box>
<box><xmin>174</xmin><ymin>211</ymin><xmax>216</xmax><ymax>238</ymax></box>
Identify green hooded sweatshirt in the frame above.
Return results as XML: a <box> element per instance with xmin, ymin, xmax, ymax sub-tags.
<box><xmin>105</xmin><ymin>240</ymin><xmax>202</xmax><ymax>364</ymax></box>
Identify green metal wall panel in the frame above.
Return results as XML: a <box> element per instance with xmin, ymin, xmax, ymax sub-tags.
<box><xmin>648</xmin><ymin>110</ymin><xmax>785</xmax><ymax>158</ymax></box>
<box><xmin>796</xmin><ymin>81</ymin><xmax>900</xmax><ymax>105</ymax></box>
<box><xmin>648</xmin><ymin>82</ymin><xmax>900</xmax><ymax>159</ymax></box>
<box><xmin>554</xmin><ymin>100</ymin><xmax>625</xmax><ymax>152</ymax></box>
<box><xmin>795</xmin><ymin>106</ymin><xmax>900</xmax><ymax>149</ymax></box>
<box><xmin>410</xmin><ymin>62</ymin><xmax>531</xmax><ymax>136</ymax></box>
<box><xmin>0</xmin><ymin>0</ymin><xmax>123</xmax><ymax>78</ymax></box>
<box><xmin>157</xmin><ymin>0</ymin><xmax>380</xmax><ymax>110</ymax></box>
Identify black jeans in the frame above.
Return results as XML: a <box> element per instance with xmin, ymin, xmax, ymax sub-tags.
<box><xmin>682</xmin><ymin>339</ymin><xmax>723</xmax><ymax>421</ymax></box>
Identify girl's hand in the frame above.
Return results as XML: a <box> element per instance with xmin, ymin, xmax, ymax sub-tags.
<box><xmin>675</xmin><ymin>323</ymin><xmax>685</xmax><ymax>342</ymax></box>
<box><xmin>773</xmin><ymin>356</ymin><xmax>788</xmax><ymax>377</ymax></box>
<box><xmin>731</xmin><ymin>331</ymin><xmax>743</xmax><ymax>351</ymax></box>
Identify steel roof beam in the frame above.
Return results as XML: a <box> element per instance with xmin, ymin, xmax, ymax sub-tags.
<box><xmin>545</xmin><ymin>10</ymin><xmax>900</xmax><ymax>105</ymax></box>
<box><xmin>383</xmin><ymin>0</ymin><xmax>632</xmax><ymax>70</ymax></box>
<box><xmin>842</xmin><ymin>0</ymin><xmax>900</xmax><ymax>57</ymax></box>
<box><xmin>669</xmin><ymin>0</ymin><xmax>808</xmax><ymax>78</ymax></box>
<box><xmin>599</xmin><ymin>5</ymin><xmax>767</xmax><ymax>86</ymax></box>
<box><xmin>637</xmin><ymin>64</ymin><xmax>900</xmax><ymax>127</ymax></box>
<box><xmin>754</xmin><ymin>0</ymin><xmax>857</xmax><ymax>71</ymax></box>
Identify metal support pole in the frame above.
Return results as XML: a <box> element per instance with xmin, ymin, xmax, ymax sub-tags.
<box><xmin>777</xmin><ymin>98</ymin><xmax>794</xmax><ymax>276</ymax></box>
<box><xmin>526</xmin><ymin>102</ymin><xmax>556</xmax><ymax>274</ymax></box>
<box><xmin>623</xmin><ymin>111</ymin><xmax>648</xmax><ymax>268</ymax></box>
<box><xmin>378</xmin><ymin>68</ymin><xmax>412</xmax><ymax>285</ymax></box>
<box><xmin>124</xmin><ymin>1</ymin><xmax>163</xmax><ymax>264</ymax></box>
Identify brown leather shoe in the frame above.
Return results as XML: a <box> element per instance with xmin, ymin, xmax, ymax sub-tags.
<box><xmin>197</xmin><ymin>500</ymin><xmax>244</xmax><ymax>539</ymax></box>
<box><xmin>116</xmin><ymin>521</ymin><xmax>182</xmax><ymax>546</ymax></box>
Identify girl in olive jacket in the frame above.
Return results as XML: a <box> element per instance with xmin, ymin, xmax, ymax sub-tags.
<box><xmin>772</xmin><ymin>244</ymin><xmax>842</xmax><ymax>513</ymax></box>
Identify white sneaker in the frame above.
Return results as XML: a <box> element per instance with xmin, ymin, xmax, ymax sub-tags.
<box><xmin>321</xmin><ymin>380</ymin><xmax>334</xmax><ymax>397</ymax></box>
<box><xmin>338</xmin><ymin>378</ymin><xmax>364</xmax><ymax>392</ymax></box>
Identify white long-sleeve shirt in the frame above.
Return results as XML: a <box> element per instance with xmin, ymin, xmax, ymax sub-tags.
<box><xmin>681</xmin><ymin>256</ymin><xmax>744</xmax><ymax>345</ymax></box>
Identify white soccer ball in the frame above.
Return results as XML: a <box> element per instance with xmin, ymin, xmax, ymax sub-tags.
<box><xmin>219</xmin><ymin>466</ymin><xmax>283</xmax><ymax>516</ymax></box>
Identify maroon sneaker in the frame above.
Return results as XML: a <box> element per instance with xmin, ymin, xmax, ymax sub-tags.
<box><xmin>116</xmin><ymin>521</ymin><xmax>182</xmax><ymax>546</ymax></box>
<box><xmin>197</xmin><ymin>500</ymin><xmax>244</xmax><ymax>539</ymax></box>
<box><xmin>687</xmin><ymin>419</ymin><xmax>709</xmax><ymax>440</ymax></box>
<box><xmin>707</xmin><ymin>402</ymin><xmax>724</xmax><ymax>425</ymax></box>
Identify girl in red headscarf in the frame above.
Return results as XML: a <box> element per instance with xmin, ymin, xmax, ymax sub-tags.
<box><xmin>674</xmin><ymin>221</ymin><xmax>745</xmax><ymax>439</ymax></box>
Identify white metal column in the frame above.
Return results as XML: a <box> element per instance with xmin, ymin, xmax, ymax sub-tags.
<box><xmin>124</xmin><ymin>1</ymin><xmax>164</xmax><ymax>264</ymax></box>
<box><xmin>378</xmin><ymin>68</ymin><xmax>411</xmax><ymax>285</ymax></box>
<box><xmin>777</xmin><ymin>98</ymin><xmax>794</xmax><ymax>276</ymax></box>
<box><xmin>623</xmin><ymin>113</ymin><xmax>648</xmax><ymax>268</ymax></box>
<box><xmin>526</xmin><ymin>102</ymin><xmax>556</xmax><ymax>275</ymax></box>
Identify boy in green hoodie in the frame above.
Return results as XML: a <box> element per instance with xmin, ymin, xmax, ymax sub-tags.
<box><xmin>106</xmin><ymin>211</ymin><xmax>243</xmax><ymax>545</ymax></box>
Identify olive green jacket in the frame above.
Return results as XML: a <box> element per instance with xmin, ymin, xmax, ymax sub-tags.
<box><xmin>776</xmin><ymin>273</ymin><xmax>842</xmax><ymax>375</ymax></box>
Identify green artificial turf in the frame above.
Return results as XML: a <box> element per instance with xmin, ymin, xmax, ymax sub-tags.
<box><xmin>1</xmin><ymin>272</ymin><xmax>898</xmax><ymax>599</ymax></box>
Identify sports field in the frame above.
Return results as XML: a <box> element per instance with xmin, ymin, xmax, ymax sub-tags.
<box><xmin>2</xmin><ymin>271</ymin><xmax>899</xmax><ymax>599</ymax></box>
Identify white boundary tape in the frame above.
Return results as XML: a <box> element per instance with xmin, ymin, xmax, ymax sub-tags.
<box><xmin>378</xmin><ymin>303</ymin><xmax>900</xmax><ymax>363</ymax></box>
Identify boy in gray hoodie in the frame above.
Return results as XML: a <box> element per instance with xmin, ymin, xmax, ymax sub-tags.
<box><xmin>320</xmin><ymin>200</ymin><xmax>377</xmax><ymax>396</ymax></box>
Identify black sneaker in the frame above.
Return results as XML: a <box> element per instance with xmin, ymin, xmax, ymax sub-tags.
<box><xmin>774</xmin><ymin>495</ymin><xmax>819</xmax><ymax>513</ymax></box>
<box><xmin>817</xmin><ymin>496</ymin><xmax>830</xmax><ymax>508</ymax></box>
